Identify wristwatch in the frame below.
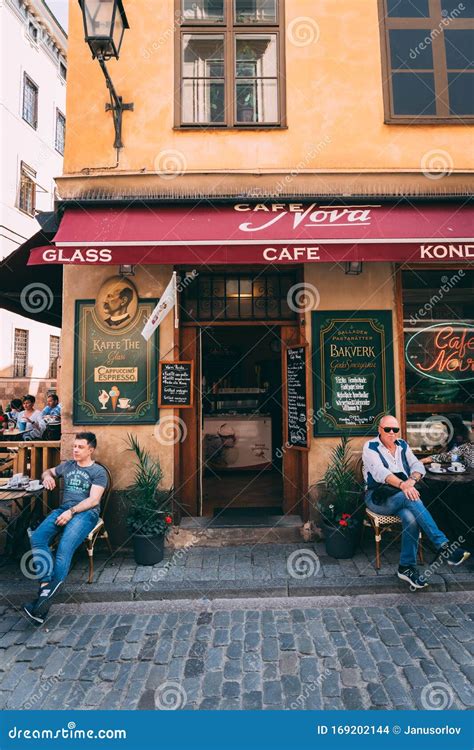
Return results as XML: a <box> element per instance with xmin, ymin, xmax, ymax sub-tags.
<box><xmin>70</xmin><ymin>507</ymin><xmax>77</xmax><ymax>517</ymax></box>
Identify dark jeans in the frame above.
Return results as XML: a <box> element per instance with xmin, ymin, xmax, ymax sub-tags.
<box><xmin>366</xmin><ymin>490</ymin><xmax>448</xmax><ymax>567</ymax></box>
<box><xmin>30</xmin><ymin>506</ymin><xmax>99</xmax><ymax>584</ymax></box>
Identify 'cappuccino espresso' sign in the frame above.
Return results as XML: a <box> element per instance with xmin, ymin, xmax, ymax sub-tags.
<box><xmin>312</xmin><ymin>311</ymin><xmax>396</xmax><ymax>436</ymax></box>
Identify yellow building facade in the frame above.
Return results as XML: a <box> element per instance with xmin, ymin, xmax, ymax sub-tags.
<box><xmin>46</xmin><ymin>0</ymin><xmax>473</xmax><ymax>540</ymax></box>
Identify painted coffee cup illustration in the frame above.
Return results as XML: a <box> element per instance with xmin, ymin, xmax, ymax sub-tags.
<box><xmin>118</xmin><ymin>397</ymin><xmax>132</xmax><ymax>409</ymax></box>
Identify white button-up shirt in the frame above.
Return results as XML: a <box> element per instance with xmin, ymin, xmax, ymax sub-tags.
<box><xmin>362</xmin><ymin>436</ymin><xmax>425</xmax><ymax>488</ymax></box>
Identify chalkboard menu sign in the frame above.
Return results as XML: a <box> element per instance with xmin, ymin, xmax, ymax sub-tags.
<box><xmin>159</xmin><ymin>361</ymin><xmax>194</xmax><ymax>408</ymax></box>
<box><xmin>312</xmin><ymin>311</ymin><xmax>395</xmax><ymax>436</ymax></box>
<box><xmin>284</xmin><ymin>344</ymin><xmax>310</xmax><ymax>450</ymax></box>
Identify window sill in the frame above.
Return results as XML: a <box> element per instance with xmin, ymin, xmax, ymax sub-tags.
<box><xmin>174</xmin><ymin>124</ymin><xmax>288</xmax><ymax>131</ymax></box>
<box><xmin>384</xmin><ymin>117</ymin><xmax>474</xmax><ymax>125</ymax></box>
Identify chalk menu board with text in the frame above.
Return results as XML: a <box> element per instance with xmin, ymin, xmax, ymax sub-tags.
<box><xmin>312</xmin><ymin>311</ymin><xmax>395</xmax><ymax>436</ymax></box>
<box><xmin>158</xmin><ymin>361</ymin><xmax>194</xmax><ymax>408</ymax></box>
<box><xmin>284</xmin><ymin>344</ymin><xmax>310</xmax><ymax>450</ymax></box>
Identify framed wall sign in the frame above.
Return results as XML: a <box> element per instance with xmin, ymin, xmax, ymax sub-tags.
<box><xmin>312</xmin><ymin>311</ymin><xmax>396</xmax><ymax>436</ymax></box>
<box><xmin>158</xmin><ymin>361</ymin><xmax>194</xmax><ymax>408</ymax></box>
<box><xmin>73</xmin><ymin>299</ymin><xmax>159</xmax><ymax>425</ymax></box>
<box><xmin>283</xmin><ymin>343</ymin><xmax>310</xmax><ymax>451</ymax></box>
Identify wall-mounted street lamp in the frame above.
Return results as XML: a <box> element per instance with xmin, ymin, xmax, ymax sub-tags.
<box><xmin>78</xmin><ymin>0</ymin><xmax>134</xmax><ymax>149</ymax></box>
<box><xmin>344</xmin><ymin>261</ymin><xmax>363</xmax><ymax>276</ymax></box>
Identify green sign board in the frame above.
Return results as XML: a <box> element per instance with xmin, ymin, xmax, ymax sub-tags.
<box><xmin>312</xmin><ymin>311</ymin><xmax>395</xmax><ymax>436</ymax></box>
<box><xmin>73</xmin><ymin>299</ymin><xmax>159</xmax><ymax>425</ymax></box>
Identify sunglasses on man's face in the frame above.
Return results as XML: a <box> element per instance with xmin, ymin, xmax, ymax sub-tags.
<box><xmin>382</xmin><ymin>426</ymin><xmax>400</xmax><ymax>434</ymax></box>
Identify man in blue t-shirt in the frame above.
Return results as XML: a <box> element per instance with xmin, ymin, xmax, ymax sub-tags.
<box><xmin>22</xmin><ymin>432</ymin><xmax>108</xmax><ymax>626</ymax></box>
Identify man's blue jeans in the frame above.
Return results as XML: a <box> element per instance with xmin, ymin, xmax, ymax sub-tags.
<box><xmin>366</xmin><ymin>490</ymin><xmax>448</xmax><ymax>567</ymax></box>
<box><xmin>30</xmin><ymin>506</ymin><xmax>99</xmax><ymax>584</ymax></box>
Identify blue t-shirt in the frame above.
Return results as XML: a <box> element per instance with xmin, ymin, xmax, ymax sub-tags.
<box><xmin>55</xmin><ymin>461</ymin><xmax>108</xmax><ymax>510</ymax></box>
<box><xmin>42</xmin><ymin>404</ymin><xmax>61</xmax><ymax>417</ymax></box>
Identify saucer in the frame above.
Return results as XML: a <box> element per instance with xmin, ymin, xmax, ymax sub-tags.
<box><xmin>447</xmin><ymin>466</ymin><xmax>466</xmax><ymax>474</ymax></box>
<box><xmin>428</xmin><ymin>467</ymin><xmax>447</xmax><ymax>474</ymax></box>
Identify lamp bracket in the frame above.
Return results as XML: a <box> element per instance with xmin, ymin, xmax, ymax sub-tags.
<box><xmin>98</xmin><ymin>55</ymin><xmax>134</xmax><ymax>150</ymax></box>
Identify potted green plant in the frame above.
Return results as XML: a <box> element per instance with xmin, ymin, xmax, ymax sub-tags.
<box><xmin>317</xmin><ymin>437</ymin><xmax>362</xmax><ymax>559</ymax></box>
<box><xmin>124</xmin><ymin>434</ymin><xmax>173</xmax><ymax>565</ymax></box>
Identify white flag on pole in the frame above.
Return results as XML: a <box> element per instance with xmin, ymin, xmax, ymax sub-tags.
<box><xmin>141</xmin><ymin>271</ymin><xmax>178</xmax><ymax>341</ymax></box>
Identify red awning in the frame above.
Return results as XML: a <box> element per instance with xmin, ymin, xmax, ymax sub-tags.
<box><xmin>28</xmin><ymin>203</ymin><xmax>474</xmax><ymax>265</ymax></box>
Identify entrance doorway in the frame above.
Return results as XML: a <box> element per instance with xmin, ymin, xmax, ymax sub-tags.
<box><xmin>201</xmin><ymin>325</ymin><xmax>283</xmax><ymax>519</ymax></box>
<box><xmin>176</xmin><ymin>267</ymin><xmax>308</xmax><ymax>524</ymax></box>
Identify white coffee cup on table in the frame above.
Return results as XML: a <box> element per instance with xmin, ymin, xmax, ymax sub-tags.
<box><xmin>431</xmin><ymin>462</ymin><xmax>441</xmax><ymax>471</ymax></box>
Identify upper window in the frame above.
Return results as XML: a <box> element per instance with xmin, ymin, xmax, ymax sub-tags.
<box><xmin>49</xmin><ymin>335</ymin><xmax>60</xmax><ymax>379</ymax></box>
<box><xmin>55</xmin><ymin>110</ymin><xmax>66</xmax><ymax>155</ymax></box>
<box><xmin>22</xmin><ymin>74</ymin><xmax>38</xmax><ymax>129</ymax></box>
<box><xmin>19</xmin><ymin>162</ymin><xmax>36</xmax><ymax>216</ymax></box>
<box><xmin>13</xmin><ymin>329</ymin><xmax>29</xmax><ymax>378</ymax></box>
<box><xmin>177</xmin><ymin>0</ymin><xmax>285</xmax><ymax>127</ymax></box>
<box><xmin>28</xmin><ymin>21</ymin><xmax>39</xmax><ymax>43</ymax></box>
<box><xmin>379</xmin><ymin>0</ymin><xmax>474</xmax><ymax>123</ymax></box>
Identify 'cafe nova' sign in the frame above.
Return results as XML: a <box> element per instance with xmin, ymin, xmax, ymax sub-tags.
<box><xmin>405</xmin><ymin>323</ymin><xmax>474</xmax><ymax>382</ymax></box>
<box><xmin>234</xmin><ymin>203</ymin><xmax>373</xmax><ymax>232</ymax></box>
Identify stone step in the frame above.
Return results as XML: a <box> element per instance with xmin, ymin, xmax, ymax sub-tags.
<box><xmin>173</xmin><ymin>516</ymin><xmax>303</xmax><ymax>547</ymax></box>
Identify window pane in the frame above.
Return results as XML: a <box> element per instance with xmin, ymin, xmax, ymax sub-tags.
<box><xmin>22</xmin><ymin>77</ymin><xmax>38</xmax><ymax>128</ymax></box>
<box><xmin>387</xmin><ymin>0</ymin><xmax>430</xmax><ymax>17</ymax></box>
<box><xmin>448</xmin><ymin>72</ymin><xmax>474</xmax><ymax>114</ymax></box>
<box><xmin>182</xmin><ymin>0</ymin><xmax>224</xmax><ymax>22</ymax></box>
<box><xmin>236</xmin><ymin>79</ymin><xmax>278</xmax><ymax>121</ymax></box>
<box><xmin>234</xmin><ymin>0</ymin><xmax>277</xmax><ymax>23</ymax></box>
<box><xmin>441</xmin><ymin>0</ymin><xmax>474</xmax><ymax>18</ymax></box>
<box><xmin>182</xmin><ymin>35</ymin><xmax>225</xmax><ymax>123</ymax></box>
<box><xmin>445</xmin><ymin>30</ymin><xmax>474</xmax><ymax>70</ymax></box>
<box><xmin>392</xmin><ymin>72</ymin><xmax>436</xmax><ymax>114</ymax></box>
<box><xmin>236</xmin><ymin>35</ymin><xmax>277</xmax><ymax>76</ymax></box>
<box><xmin>389</xmin><ymin>29</ymin><xmax>434</xmax><ymax>69</ymax></box>
<box><xmin>56</xmin><ymin>111</ymin><xmax>65</xmax><ymax>154</ymax></box>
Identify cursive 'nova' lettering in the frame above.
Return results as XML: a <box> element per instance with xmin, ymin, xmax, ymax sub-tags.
<box><xmin>239</xmin><ymin>204</ymin><xmax>372</xmax><ymax>232</ymax></box>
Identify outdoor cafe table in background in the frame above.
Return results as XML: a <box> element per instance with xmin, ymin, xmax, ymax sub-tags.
<box><xmin>0</xmin><ymin>484</ymin><xmax>45</xmax><ymax>560</ymax></box>
<box><xmin>424</xmin><ymin>467</ymin><xmax>474</xmax><ymax>552</ymax></box>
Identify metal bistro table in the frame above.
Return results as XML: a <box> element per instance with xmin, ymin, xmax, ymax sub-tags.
<box><xmin>0</xmin><ymin>485</ymin><xmax>45</xmax><ymax>561</ymax></box>
<box><xmin>424</xmin><ymin>467</ymin><xmax>474</xmax><ymax>552</ymax></box>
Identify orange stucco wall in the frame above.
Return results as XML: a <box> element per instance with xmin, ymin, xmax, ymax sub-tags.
<box><xmin>64</xmin><ymin>0</ymin><xmax>473</xmax><ymax>176</ymax></box>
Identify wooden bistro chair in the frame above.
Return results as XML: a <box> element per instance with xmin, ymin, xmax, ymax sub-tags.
<box><xmin>55</xmin><ymin>463</ymin><xmax>113</xmax><ymax>584</ymax></box>
<box><xmin>354</xmin><ymin>456</ymin><xmax>424</xmax><ymax>571</ymax></box>
<box><xmin>365</xmin><ymin>509</ymin><xmax>424</xmax><ymax>571</ymax></box>
<box><xmin>85</xmin><ymin>463</ymin><xmax>113</xmax><ymax>583</ymax></box>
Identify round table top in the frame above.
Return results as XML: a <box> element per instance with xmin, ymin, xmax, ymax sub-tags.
<box><xmin>425</xmin><ymin>466</ymin><xmax>473</xmax><ymax>483</ymax></box>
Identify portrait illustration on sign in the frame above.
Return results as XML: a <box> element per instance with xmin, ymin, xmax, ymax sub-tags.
<box><xmin>95</xmin><ymin>276</ymin><xmax>139</xmax><ymax>332</ymax></box>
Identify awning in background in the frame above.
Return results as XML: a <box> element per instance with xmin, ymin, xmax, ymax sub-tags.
<box><xmin>1</xmin><ymin>214</ymin><xmax>62</xmax><ymax>325</ymax></box>
<box><xmin>28</xmin><ymin>203</ymin><xmax>474</xmax><ymax>265</ymax></box>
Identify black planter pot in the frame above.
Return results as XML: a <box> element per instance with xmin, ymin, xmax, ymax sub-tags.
<box><xmin>132</xmin><ymin>533</ymin><xmax>165</xmax><ymax>566</ymax></box>
<box><xmin>323</xmin><ymin>521</ymin><xmax>360</xmax><ymax>559</ymax></box>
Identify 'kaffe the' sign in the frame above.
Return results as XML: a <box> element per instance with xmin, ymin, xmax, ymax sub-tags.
<box><xmin>73</xmin><ymin>296</ymin><xmax>158</xmax><ymax>425</ymax></box>
<box><xmin>158</xmin><ymin>361</ymin><xmax>194</xmax><ymax>408</ymax></box>
<box><xmin>285</xmin><ymin>345</ymin><xmax>310</xmax><ymax>450</ymax></box>
<box><xmin>312</xmin><ymin>311</ymin><xmax>395</xmax><ymax>436</ymax></box>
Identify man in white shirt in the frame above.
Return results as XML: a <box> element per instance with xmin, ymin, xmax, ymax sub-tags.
<box><xmin>363</xmin><ymin>415</ymin><xmax>470</xmax><ymax>590</ymax></box>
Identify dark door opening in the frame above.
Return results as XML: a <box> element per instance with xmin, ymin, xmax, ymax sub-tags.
<box><xmin>201</xmin><ymin>325</ymin><xmax>284</xmax><ymax>518</ymax></box>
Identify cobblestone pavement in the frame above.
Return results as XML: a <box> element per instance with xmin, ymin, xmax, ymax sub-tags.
<box><xmin>2</xmin><ymin>541</ymin><xmax>472</xmax><ymax>605</ymax></box>
<box><xmin>0</xmin><ymin>593</ymin><xmax>473</xmax><ymax>711</ymax></box>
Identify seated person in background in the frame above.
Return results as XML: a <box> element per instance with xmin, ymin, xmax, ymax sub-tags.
<box><xmin>427</xmin><ymin>416</ymin><xmax>473</xmax><ymax>469</ymax></box>
<box><xmin>42</xmin><ymin>393</ymin><xmax>61</xmax><ymax>418</ymax></box>
<box><xmin>5</xmin><ymin>399</ymin><xmax>23</xmax><ymax>427</ymax></box>
<box><xmin>18</xmin><ymin>395</ymin><xmax>46</xmax><ymax>441</ymax></box>
<box><xmin>363</xmin><ymin>415</ymin><xmax>470</xmax><ymax>591</ymax></box>
<box><xmin>22</xmin><ymin>432</ymin><xmax>108</xmax><ymax>626</ymax></box>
